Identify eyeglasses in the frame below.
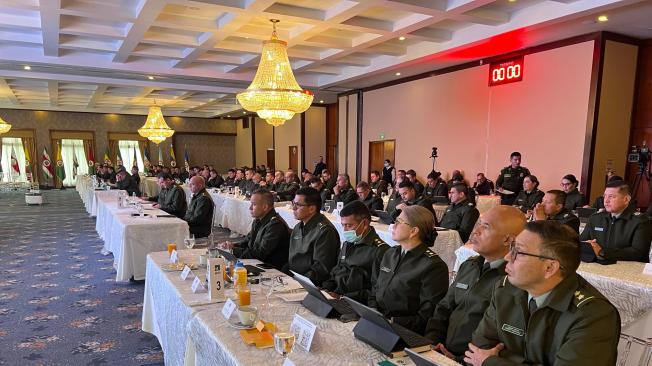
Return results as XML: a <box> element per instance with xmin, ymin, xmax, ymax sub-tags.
<box><xmin>290</xmin><ymin>201</ymin><xmax>310</xmax><ymax>209</ymax></box>
<box><xmin>508</xmin><ymin>242</ymin><xmax>563</xmax><ymax>269</ymax></box>
<box><xmin>395</xmin><ymin>217</ymin><xmax>412</xmax><ymax>227</ymax></box>
<box><xmin>560</xmin><ymin>182</ymin><xmax>573</xmax><ymax>187</ymax></box>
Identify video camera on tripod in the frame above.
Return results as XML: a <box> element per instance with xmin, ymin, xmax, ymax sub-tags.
<box><xmin>627</xmin><ymin>143</ymin><xmax>650</xmax><ymax>173</ymax></box>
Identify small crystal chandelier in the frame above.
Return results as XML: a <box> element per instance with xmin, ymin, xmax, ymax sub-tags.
<box><xmin>0</xmin><ymin>116</ymin><xmax>11</xmax><ymax>134</ymax></box>
<box><xmin>138</xmin><ymin>102</ymin><xmax>174</xmax><ymax>144</ymax></box>
<box><xmin>237</xmin><ymin>19</ymin><xmax>314</xmax><ymax>127</ymax></box>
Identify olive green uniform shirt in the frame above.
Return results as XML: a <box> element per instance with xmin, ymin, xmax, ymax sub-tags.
<box><xmin>234</xmin><ymin>209</ymin><xmax>290</xmax><ymax>270</ymax></box>
<box><xmin>514</xmin><ymin>189</ymin><xmax>544</xmax><ymax>212</ymax></box>
<box><xmin>439</xmin><ymin>199</ymin><xmax>480</xmax><ymax>242</ymax></box>
<box><xmin>184</xmin><ymin>188</ymin><xmax>214</xmax><ymax>238</ymax></box>
<box><xmin>148</xmin><ymin>184</ymin><xmax>187</xmax><ymax>218</ymax></box>
<box><xmin>547</xmin><ymin>208</ymin><xmax>580</xmax><ymax>233</ymax></box>
<box><xmin>333</xmin><ymin>186</ymin><xmax>357</xmax><ymax>206</ymax></box>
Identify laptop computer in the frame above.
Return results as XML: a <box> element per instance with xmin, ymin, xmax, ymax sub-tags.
<box><xmin>374</xmin><ymin>210</ymin><xmax>395</xmax><ymax>225</ymax></box>
<box><xmin>343</xmin><ymin>296</ymin><xmax>432</xmax><ymax>356</ymax></box>
<box><xmin>404</xmin><ymin>348</ymin><xmax>450</xmax><ymax>366</ymax></box>
<box><xmin>290</xmin><ymin>270</ymin><xmax>357</xmax><ymax>320</ymax></box>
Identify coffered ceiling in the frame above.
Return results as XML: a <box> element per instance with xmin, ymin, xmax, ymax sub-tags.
<box><xmin>0</xmin><ymin>0</ymin><xmax>649</xmax><ymax>118</ymax></box>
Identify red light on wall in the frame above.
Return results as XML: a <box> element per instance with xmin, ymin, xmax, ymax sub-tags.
<box><xmin>489</xmin><ymin>56</ymin><xmax>524</xmax><ymax>86</ymax></box>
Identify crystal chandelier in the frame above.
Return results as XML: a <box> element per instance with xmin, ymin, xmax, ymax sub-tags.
<box><xmin>237</xmin><ymin>19</ymin><xmax>313</xmax><ymax>127</ymax></box>
<box><xmin>0</xmin><ymin>116</ymin><xmax>11</xmax><ymax>134</ymax></box>
<box><xmin>138</xmin><ymin>103</ymin><xmax>174</xmax><ymax>144</ymax></box>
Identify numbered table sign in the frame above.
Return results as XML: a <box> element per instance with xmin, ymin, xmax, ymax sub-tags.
<box><xmin>290</xmin><ymin>314</ymin><xmax>317</xmax><ymax>352</ymax></box>
<box><xmin>207</xmin><ymin>257</ymin><xmax>226</xmax><ymax>301</ymax></box>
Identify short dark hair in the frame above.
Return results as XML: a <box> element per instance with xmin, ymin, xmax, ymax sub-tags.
<box><xmin>157</xmin><ymin>172</ymin><xmax>172</xmax><ymax>180</ymax></box>
<box><xmin>295</xmin><ymin>187</ymin><xmax>322</xmax><ymax>209</ymax></box>
<box><xmin>252</xmin><ymin>189</ymin><xmax>275</xmax><ymax>206</ymax></box>
<box><xmin>427</xmin><ymin>171</ymin><xmax>441</xmax><ymax>180</ymax></box>
<box><xmin>477</xmin><ymin>172</ymin><xmax>485</xmax><ymax>178</ymax></box>
<box><xmin>510</xmin><ymin>152</ymin><xmax>522</xmax><ymax>158</ymax></box>
<box><xmin>605</xmin><ymin>180</ymin><xmax>631</xmax><ymax>196</ymax></box>
<box><xmin>321</xmin><ymin>169</ymin><xmax>331</xmax><ymax>175</ymax></box>
<box><xmin>370</xmin><ymin>170</ymin><xmax>381</xmax><ymax>177</ymax></box>
<box><xmin>608</xmin><ymin>175</ymin><xmax>623</xmax><ymax>182</ymax></box>
<box><xmin>562</xmin><ymin>174</ymin><xmax>578</xmax><ymax>185</ymax></box>
<box><xmin>308</xmin><ymin>177</ymin><xmax>322</xmax><ymax>186</ymax></box>
<box><xmin>546</xmin><ymin>190</ymin><xmax>567</xmax><ymax>206</ymax></box>
<box><xmin>523</xmin><ymin>221</ymin><xmax>580</xmax><ymax>278</ymax></box>
<box><xmin>406</xmin><ymin>169</ymin><xmax>417</xmax><ymax>177</ymax></box>
<box><xmin>398</xmin><ymin>169</ymin><xmax>406</xmax><ymax>175</ymax></box>
<box><xmin>338</xmin><ymin>173</ymin><xmax>350</xmax><ymax>183</ymax></box>
<box><xmin>525</xmin><ymin>174</ymin><xmax>539</xmax><ymax>187</ymax></box>
<box><xmin>228</xmin><ymin>168</ymin><xmax>236</xmax><ymax>173</ymax></box>
<box><xmin>340</xmin><ymin>200</ymin><xmax>371</xmax><ymax>222</ymax></box>
<box><xmin>451</xmin><ymin>183</ymin><xmax>468</xmax><ymax>195</ymax></box>
<box><xmin>356</xmin><ymin>181</ymin><xmax>370</xmax><ymax>190</ymax></box>
<box><xmin>398</xmin><ymin>180</ymin><xmax>415</xmax><ymax>190</ymax></box>
<box><xmin>384</xmin><ymin>159</ymin><xmax>391</xmax><ymax>164</ymax></box>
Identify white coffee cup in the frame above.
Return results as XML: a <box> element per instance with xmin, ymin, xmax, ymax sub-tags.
<box><xmin>237</xmin><ymin>305</ymin><xmax>258</xmax><ymax>326</ymax></box>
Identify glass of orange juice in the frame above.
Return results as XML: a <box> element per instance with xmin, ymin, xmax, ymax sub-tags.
<box><xmin>167</xmin><ymin>243</ymin><xmax>177</xmax><ymax>256</ymax></box>
<box><xmin>237</xmin><ymin>286</ymin><xmax>251</xmax><ymax>306</ymax></box>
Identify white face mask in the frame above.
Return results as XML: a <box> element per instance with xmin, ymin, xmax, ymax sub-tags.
<box><xmin>384</xmin><ymin>163</ymin><xmax>390</xmax><ymax>167</ymax></box>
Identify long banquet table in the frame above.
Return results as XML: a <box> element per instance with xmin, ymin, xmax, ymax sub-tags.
<box><xmin>94</xmin><ymin>191</ymin><xmax>189</xmax><ymax>281</ymax></box>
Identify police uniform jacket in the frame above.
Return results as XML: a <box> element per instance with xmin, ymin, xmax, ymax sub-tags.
<box><xmin>287</xmin><ymin>213</ymin><xmax>341</xmax><ymax>286</ymax></box>
<box><xmin>132</xmin><ymin>173</ymin><xmax>141</xmax><ymax>187</ymax></box>
<box><xmin>323</xmin><ymin>176</ymin><xmax>337</xmax><ymax>192</ymax></box>
<box><xmin>579</xmin><ymin>204</ymin><xmax>652</xmax><ymax>262</ymax></box>
<box><xmin>276</xmin><ymin>181</ymin><xmax>299</xmax><ymax>202</ymax></box>
<box><xmin>514</xmin><ymin>189</ymin><xmax>544</xmax><ymax>212</ymax></box>
<box><xmin>334</xmin><ymin>186</ymin><xmax>357</xmax><ymax>206</ymax></box>
<box><xmin>206</xmin><ymin>176</ymin><xmax>224</xmax><ymax>188</ymax></box>
<box><xmin>391</xmin><ymin>196</ymin><xmax>439</xmax><ymax>228</ymax></box>
<box><xmin>369</xmin><ymin>243</ymin><xmax>448</xmax><ymax>333</ymax></box>
<box><xmin>360</xmin><ymin>193</ymin><xmax>384</xmax><ymax>212</ymax></box>
<box><xmin>439</xmin><ymin>199</ymin><xmax>480</xmax><ymax>242</ymax></box>
<box><xmin>385</xmin><ymin>192</ymin><xmax>402</xmax><ymax>213</ymax></box>
<box><xmin>321</xmin><ymin>227</ymin><xmax>389</xmax><ymax>304</ymax></box>
<box><xmin>548</xmin><ymin>208</ymin><xmax>580</xmax><ymax>233</ymax></box>
<box><xmin>233</xmin><ymin>209</ymin><xmax>290</xmax><ymax>270</ymax></box>
<box><xmin>496</xmin><ymin>166</ymin><xmax>530</xmax><ymax>201</ymax></box>
<box><xmin>564</xmin><ymin>188</ymin><xmax>586</xmax><ymax>211</ymax></box>
<box><xmin>116</xmin><ymin>174</ymin><xmax>140</xmax><ymax>197</ymax></box>
<box><xmin>224</xmin><ymin>177</ymin><xmax>236</xmax><ymax>187</ymax></box>
<box><xmin>148</xmin><ymin>184</ymin><xmax>187</xmax><ymax>218</ymax></box>
<box><xmin>472</xmin><ymin>274</ymin><xmax>620</xmax><ymax>366</ymax></box>
<box><xmin>473</xmin><ymin>180</ymin><xmax>495</xmax><ymax>196</ymax></box>
<box><xmin>370</xmin><ymin>179</ymin><xmax>388</xmax><ymax>195</ymax></box>
<box><xmin>413</xmin><ymin>180</ymin><xmax>425</xmax><ymax>197</ymax></box>
<box><xmin>184</xmin><ymin>188</ymin><xmax>214</xmax><ymax>238</ymax></box>
<box><xmin>424</xmin><ymin>179</ymin><xmax>449</xmax><ymax>200</ymax></box>
<box><xmin>424</xmin><ymin>256</ymin><xmax>507</xmax><ymax>358</ymax></box>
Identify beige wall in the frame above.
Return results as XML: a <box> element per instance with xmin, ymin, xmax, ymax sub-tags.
<box><xmin>338</xmin><ymin>96</ymin><xmax>348</xmax><ymax>175</ymax></box>
<box><xmin>0</xmin><ymin>108</ymin><xmax>237</xmax><ymax>174</ymax></box>
<box><xmin>359</xmin><ymin>40</ymin><xmax>595</xmax><ymax>192</ymax></box>
<box><xmin>589</xmin><ymin>40</ymin><xmax>639</xmax><ymax>200</ymax></box>
<box><xmin>273</xmin><ymin>113</ymin><xmax>301</xmax><ymax>171</ymax></box>
<box><xmin>254</xmin><ymin>117</ymin><xmax>274</xmax><ymax>167</ymax></box>
<box><xmin>235</xmin><ymin>118</ymin><xmax>252</xmax><ymax>168</ymax></box>
<box><xmin>174</xmin><ymin>134</ymin><xmax>236</xmax><ymax>173</ymax></box>
<box><xmin>304</xmin><ymin>107</ymin><xmax>327</xmax><ymax>173</ymax></box>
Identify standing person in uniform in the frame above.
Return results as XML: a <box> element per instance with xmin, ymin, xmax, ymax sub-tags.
<box><xmin>513</xmin><ymin>175</ymin><xmax>544</xmax><ymax>213</ymax></box>
<box><xmin>466</xmin><ymin>221</ymin><xmax>620</xmax><ymax>366</ymax></box>
<box><xmin>496</xmin><ymin>152</ymin><xmax>530</xmax><ymax>205</ymax></box>
<box><xmin>286</xmin><ymin>187</ymin><xmax>341</xmax><ymax>286</ymax></box>
<box><xmin>424</xmin><ymin>171</ymin><xmax>448</xmax><ymax>199</ymax></box>
<box><xmin>532</xmin><ymin>190</ymin><xmax>580</xmax><ymax>233</ymax></box>
<box><xmin>560</xmin><ymin>174</ymin><xmax>586</xmax><ymax>210</ymax></box>
<box><xmin>333</xmin><ymin>174</ymin><xmax>357</xmax><ymax>206</ymax></box>
<box><xmin>369</xmin><ymin>170</ymin><xmax>388</xmax><ymax>196</ymax></box>
<box><xmin>580</xmin><ymin>180</ymin><xmax>652</xmax><ymax>262</ymax></box>
<box><xmin>147</xmin><ymin>172</ymin><xmax>187</xmax><ymax>218</ymax></box>
<box><xmin>183</xmin><ymin>176</ymin><xmax>214</xmax><ymax>238</ymax></box>
<box><xmin>224</xmin><ymin>189</ymin><xmax>290</xmax><ymax>270</ymax></box>
<box><xmin>356</xmin><ymin>181</ymin><xmax>384</xmax><ymax>212</ymax></box>
<box><xmin>439</xmin><ymin>184</ymin><xmax>480</xmax><ymax>242</ymax></box>
<box><xmin>322</xmin><ymin>201</ymin><xmax>389</xmax><ymax>304</ymax></box>
<box><xmin>382</xmin><ymin>159</ymin><xmax>396</xmax><ymax>186</ymax></box>
<box><xmin>313</xmin><ymin>155</ymin><xmax>327</xmax><ymax>176</ymax></box>
<box><xmin>369</xmin><ymin>206</ymin><xmax>448</xmax><ymax>333</ymax></box>
<box><xmin>424</xmin><ymin>206</ymin><xmax>526</xmax><ymax>362</ymax></box>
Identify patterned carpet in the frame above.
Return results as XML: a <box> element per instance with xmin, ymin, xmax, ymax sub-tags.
<box><xmin>0</xmin><ymin>189</ymin><xmax>165</xmax><ymax>366</ymax></box>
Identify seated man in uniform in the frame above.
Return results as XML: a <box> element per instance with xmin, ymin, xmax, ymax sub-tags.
<box><xmin>391</xmin><ymin>180</ymin><xmax>436</xmax><ymax>223</ymax></box>
<box><xmin>406</xmin><ymin>169</ymin><xmax>425</xmax><ymax>197</ymax></box>
<box><xmin>224</xmin><ymin>189</ymin><xmax>290</xmax><ymax>270</ymax></box>
<box><xmin>355</xmin><ymin>181</ymin><xmax>384</xmax><ymax>212</ymax></box>
<box><xmin>130</xmin><ymin>166</ymin><xmax>141</xmax><ymax>187</ymax></box>
<box><xmin>183</xmin><ymin>176</ymin><xmax>214</xmax><ymax>238</ymax></box>
<box><xmin>321</xmin><ymin>169</ymin><xmax>337</xmax><ymax>192</ymax></box>
<box><xmin>532</xmin><ymin>190</ymin><xmax>580</xmax><ymax>233</ymax></box>
<box><xmin>580</xmin><ymin>180</ymin><xmax>652</xmax><ymax>262</ymax></box>
<box><xmin>113</xmin><ymin>167</ymin><xmax>140</xmax><ymax>197</ymax></box>
<box><xmin>322</xmin><ymin>201</ymin><xmax>389</xmax><ymax>303</ymax></box>
<box><xmin>369</xmin><ymin>170</ymin><xmax>388</xmax><ymax>195</ymax></box>
<box><xmin>424</xmin><ymin>171</ymin><xmax>448</xmax><ymax>200</ymax></box>
<box><xmin>333</xmin><ymin>173</ymin><xmax>357</xmax><ymax>206</ymax></box>
<box><xmin>466</xmin><ymin>221</ymin><xmax>620</xmax><ymax>366</ymax></box>
<box><xmin>275</xmin><ymin>171</ymin><xmax>300</xmax><ymax>201</ymax></box>
<box><xmin>147</xmin><ymin>172</ymin><xmax>187</xmax><ymax>218</ymax></box>
<box><xmin>224</xmin><ymin>168</ymin><xmax>236</xmax><ymax>187</ymax></box>
<box><xmin>473</xmin><ymin>173</ymin><xmax>495</xmax><ymax>195</ymax></box>
<box><xmin>286</xmin><ymin>187</ymin><xmax>341</xmax><ymax>286</ymax></box>
<box><xmin>234</xmin><ymin>169</ymin><xmax>245</xmax><ymax>190</ymax></box>
<box><xmin>206</xmin><ymin>169</ymin><xmax>224</xmax><ymax>188</ymax></box>
<box><xmin>309</xmin><ymin>177</ymin><xmax>330</xmax><ymax>209</ymax></box>
<box><xmin>425</xmin><ymin>206</ymin><xmax>526</xmax><ymax>362</ymax></box>
<box><xmin>439</xmin><ymin>184</ymin><xmax>480</xmax><ymax>242</ymax></box>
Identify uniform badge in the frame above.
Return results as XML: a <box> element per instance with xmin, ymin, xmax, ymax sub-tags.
<box><xmin>574</xmin><ymin>291</ymin><xmax>585</xmax><ymax>301</ymax></box>
<box><xmin>455</xmin><ymin>283</ymin><xmax>469</xmax><ymax>290</ymax></box>
<box><xmin>504</xmin><ymin>174</ymin><xmax>512</xmax><ymax>178</ymax></box>
<box><xmin>501</xmin><ymin>323</ymin><xmax>525</xmax><ymax>337</ymax></box>
<box><xmin>380</xmin><ymin>266</ymin><xmax>391</xmax><ymax>273</ymax></box>
<box><xmin>595</xmin><ymin>227</ymin><xmax>604</xmax><ymax>232</ymax></box>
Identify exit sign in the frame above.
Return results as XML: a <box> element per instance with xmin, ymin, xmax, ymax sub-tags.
<box><xmin>489</xmin><ymin>56</ymin><xmax>524</xmax><ymax>86</ymax></box>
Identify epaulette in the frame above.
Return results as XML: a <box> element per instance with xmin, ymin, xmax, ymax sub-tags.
<box><xmin>563</xmin><ymin>213</ymin><xmax>569</xmax><ymax>218</ymax></box>
<box><xmin>573</xmin><ymin>290</ymin><xmax>596</xmax><ymax>308</ymax></box>
<box><xmin>634</xmin><ymin>212</ymin><xmax>641</xmax><ymax>216</ymax></box>
<box><xmin>467</xmin><ymin>202</ymin><xmax>474</xmax><ymax>207</ymax></box>
<box><xmin>424</xmin><ymin>249</ymin><xmax>437</xmax><ymax>258</ymax></box>
<box><xmin>373</xmin><ymin>237</ymin><xmax>387</xmax><ymax>247</ymax></box>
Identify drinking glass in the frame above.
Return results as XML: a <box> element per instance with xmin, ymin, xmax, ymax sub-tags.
<box><xmin>184</xmin><ymin>234</ymin><xmax>195</xmax><ymax>249</ymax></box>
<box><xmin>260</xmin><ymin>276</ymin><xmax>283</xmax><ymax>314</ymax></box>
<box><xmin>273</xmin><ymin>332</ymin><xmax>296</xmax><ymax>360</ymax></box>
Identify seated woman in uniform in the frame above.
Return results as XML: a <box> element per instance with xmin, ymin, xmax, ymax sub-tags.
<box><xmin>368</xmin><ymin>205</ymin><xmax>449</xmax><ymax>333</ymax></box>
<box><xmin>513</xmin><ymin>175</ymin><xmax>544</xmax><ymax>213</ymax></box>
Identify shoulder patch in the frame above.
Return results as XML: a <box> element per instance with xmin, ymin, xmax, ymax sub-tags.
<box><xmin>634</xmin><ymin>212</ymin><xmax>641</xmax><ymax>216</ymax></box>
<box><xmin>424</xmin><ymin>249</ymin><xmax>436</xmax><ymax>258</ymax></box>
<box><xmin>573</xmin><ymin>290</ymin><xmax>596</xmax><ymax>308</ymax></box>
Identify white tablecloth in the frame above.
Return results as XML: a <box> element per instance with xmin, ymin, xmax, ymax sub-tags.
<box><xmin>141</xmin><ymin>177</ymin><xmax>160</xmax><ymax>197</ymax></box>
<box><xmin>476</xmin><ymin>195</ymin><xmax>501</xmax><ymax>214</ymax></box>
<box><xmin>94</xmin><ymin>193</ymin><xmax>189</xmax><ymax>281</ymax></box>
<box><xmin>276</xmin><ymin>207</ymin><xmax>464</xmax><ymax>272</ymax></box>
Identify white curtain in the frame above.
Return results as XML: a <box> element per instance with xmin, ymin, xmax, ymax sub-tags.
<box><xmin>1</xmin><ymin>137</ymin><xmax>27</xmax><ymax>183</ymax></box>
<box><xmin>61</xmin><ymin>139</ymin><xmax>89</xmax><ymax>186</ymax></box>
<box><xmin>118</xmin><ymin>140</ymin><xmax>144</xmax><ymax>172</ymax></box>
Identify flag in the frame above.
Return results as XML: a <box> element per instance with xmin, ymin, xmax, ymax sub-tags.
<box><xmin>143</xmin><ymin>148</ymin><xmax>151</xmax><ymax>173</ymax></box>
<box><xmin>184</xmin><ymin>145</ymin><xmax>190</xmax><ymax>171</ymax></box>
<box><xmin>133</xmin><ymin>148</ymin><xmax>138</xmax><ymax>168</ymax></box>
<box><xmin>103</xmin><ymin>147</ymin><xmax>112</xmax><ymax>165</ymax></box>
<box><xmin>10</xmin><ymin>146</ymin><xmax>20</xmax><ymax>177</ymax></box>
<box><xmin>55</xmin><ymin>142</ymin><xmax>66</xmax><ymax>183</ymax></box>
<box><xmin>116</xmin><ymin>149</ymin><xmax>123</xmax><ymax>167</ymax></box>
<box><xmin>24</xmin><ymin>144</ymin><xmax>33</xmax><ymax>182</ymax></box>
<box><xmin>158</xmin><ymin>146</ymin><xmax>163</xmax><ymax>166</ymax></box>
<box><xmin>42</xmin><ymin>147</ymin><xmax>54</xmax><ymax>179</ymax></box>
<box><xmin>72</xmin><ymin>151</ymin><xmax>79</xmax><ymax>178</ymax></box>
<box><xmin>169</xmin><ymin>144</ymin><xmax>177</xmax><ymax>167</ymax></box>
<box><xmin>87</xmin><ymin>145</ymin><xmax>96</xmax><ymax>175</ymax></box>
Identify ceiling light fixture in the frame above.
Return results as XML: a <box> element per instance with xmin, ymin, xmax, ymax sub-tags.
<box><xmin>137</xmin><ymin>101</ymin><xmax>174</xmax><ymax>144</ymax></box>
<box><xmin>319</xmin><ymin>100</ymin><xmax>324</xmax><ymax>103</ymax></box>
<box><xmin>23</xmin><ymin>65</ymin><xmax>31</xmax><ymax>70</ymax></box>
<box><xmin>399</xmin><ymin>36</ymin><xmax>406</xmax><ymax>41</ymax></box>
<box><xmin>395</xmin><ymin>72</ymin><xmax>401</xmax><ymax>76</ymax></box>
<box><xmin>236</xmin><ymin>19</ymin><xmax>313</xmax><ymax>127</ymax></box>
<box><xmin>0</xmin><ymin>116</ymin><xmax>12</xmax><ymax>134</ymax></box>
<box><xmin>148</xmin><ymin>76</ymin><xmax>154</xmax><ymax>80</ymax></box>
<box><xmin>597</xmin><ymin>15</ymin><xmax>608</xmax><ymax>22</ymax></box>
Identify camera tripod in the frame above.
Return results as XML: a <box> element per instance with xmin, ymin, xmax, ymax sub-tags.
<box><xmin>631</xmin><ymin>160</ymin><xmax>652</xmax><ymax>203</ymax></box>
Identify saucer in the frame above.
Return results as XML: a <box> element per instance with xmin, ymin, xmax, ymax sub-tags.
<box><xmin>228</xmin><ymin>317</ymin><xmax>256</xmax><ymax>330</ymax></box>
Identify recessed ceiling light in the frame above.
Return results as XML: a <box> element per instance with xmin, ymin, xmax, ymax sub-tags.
<box><xmin>508</xmin><ymin>0</ymin><xmax>516</xmax><ymax>3</ymax></box>
<box><xmin>319</xmin><ymin>100</ymin><xmax>324</xmax><ymax>103</ymax></box>
<box><xmin>395</xmin><ymin>72</ymin><xmax>401</xmax><ymax>76</ymax></box>
<box><xmin>23</xmin><ymin>65</ymin><xmax>31</xmax><ymax>70</ymax></box>
<box><xmin>242</xmin><ymin>111</ymin><xmax>246</xmax><ymax>114</ymax></box>
<box><xmin>227</xmin><ymin>115</ymin><xmax>231</xmax><ymax>117</ymax></box>
<box><xmin>598</xmin><ymin>15</ymin><xmax>608</xmax><ymax>22</ymax></box>
<box><xmin>148</xmin><ymin>76</ymin><xmax>154</xmax><ymax>80</ymax></box>
<box><xmin>398</xmin><ymin>36</ymin><xmax>406</xmax><ymax>41</ymax></box>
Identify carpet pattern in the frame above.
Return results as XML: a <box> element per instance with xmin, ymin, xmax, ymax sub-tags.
<box><xmin>0</xmin><ymin>190</ymin><xmax>165</xmax><ymax>366</ymax></box>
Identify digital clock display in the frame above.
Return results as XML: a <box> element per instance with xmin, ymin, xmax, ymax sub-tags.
<box><xmin>489</xmin><ymin>56</ymin><xmax>524</xmax><ymax>86</ymax></box>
